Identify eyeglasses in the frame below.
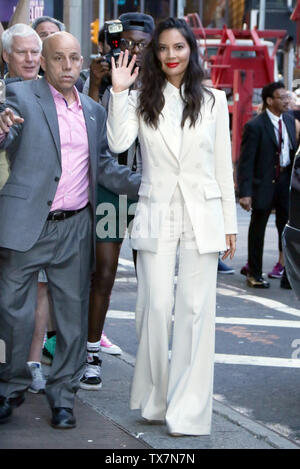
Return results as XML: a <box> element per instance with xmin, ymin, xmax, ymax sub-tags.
<box><xmin>120</xmin><ymin>38</ymin><xmax>147</xmax><ymax>51</ymax></box>
<box><xmin>272</xmin><ymin>95</ymin><xmax>289</xmax><ymax>102</ymax></box>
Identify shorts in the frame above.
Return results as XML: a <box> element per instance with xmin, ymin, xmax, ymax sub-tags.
<box><xmin>95</xmin><ymin>184</ymin><xmax>136</xmax><ymax>243</ymax></box>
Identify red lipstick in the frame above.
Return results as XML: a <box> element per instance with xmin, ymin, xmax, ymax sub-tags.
<box><xmin>166</xmin><ymin>62</ymin><xmax>179</xmax><ymax>68</ymax></box>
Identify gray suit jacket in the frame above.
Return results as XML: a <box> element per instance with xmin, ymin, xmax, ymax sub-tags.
<box><xmin>0</xmin><ymin>77</ymin><xmax>140</xmax><ymax>256</ymax></box>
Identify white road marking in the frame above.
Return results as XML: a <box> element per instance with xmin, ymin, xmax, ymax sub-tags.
<box><xmin>118</xmin><ymin>258</ymin><xmax>135</xmax><ymax>268</ymax></box>
<box><xmin>119</xmin><ymin>347</ymin><xmax>300</xmax><ymax>369</ymax></box>
<box><xmin>107</xmin><ymin>310</ymin><xmax>300</xmax><ymax>329</ymax></box>
<box><xmin>107</xmin><ymin>310</ymin><xmax>135</xmax><ymax>320</ymax></box>
<box><xmin>116</xmin><ymin>266</ymin><xmax>300</xmax><ymax>320</ymax></box>
<box><xmin>214</xmin><ymin>354</ymin><xmax>300</xmax><ymax>368</ymax></box>
<box><xmin>113</xmin><ymin>261</ymin><xmax>300</xmax><ymax>368</ymax></box>
<box><xmin>216</xmin><ymin>317</ymin><xmax>300</xmax><ymax>328</ymax></box>
<box><xmin>217</xmin><ymin>287</ymin><xmax>300</xmax><ymax>319</ymax></box>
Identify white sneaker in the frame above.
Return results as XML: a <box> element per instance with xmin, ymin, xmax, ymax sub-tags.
<box><xmin>100</xmin><ymin>333</ymin><xmax>122</xmax><ymax>355</ymax></box>
<box><xmin>27</xmin><ymin>362</ymin><xmax>46</xmax><ymax>394</ymax></box>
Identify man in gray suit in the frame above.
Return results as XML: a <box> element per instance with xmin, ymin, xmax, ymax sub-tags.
<box><xmin>0</xmin><ymin>32</ymin><xmax>140</xmax><ymax>428</ymax></box>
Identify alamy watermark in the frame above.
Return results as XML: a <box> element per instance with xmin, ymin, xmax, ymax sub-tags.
<box><xmin>95</xmin><ymin>195</ymin><xmax>220</xmax><ymax>248</ymax></box>
<box><xmin>0</xmin><ymin>339</ymin><xmax>6</xmax><ymax>364</ymax></box>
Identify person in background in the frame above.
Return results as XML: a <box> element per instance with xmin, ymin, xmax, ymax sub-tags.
<box><xmin>80</xmin><ymin>12</ymin><xmax>154</xmax><ymax>391</ymax></box>
<box><xmin>238</xmin><ymin>82</ymin><xmax>297</xmax><ymax>289</ymax></box>
<box><xmin>31</xmin><ymin>15</ymin><xmax>65</xmax><ymax>39</ymax></box>
<box><xmin>0</xmin><ymin>23</ymin><xmax>50</xmax><ymax>393</ymax></box>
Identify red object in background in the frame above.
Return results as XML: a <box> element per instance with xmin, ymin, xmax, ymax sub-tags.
<box><xmin>291</xmin><ymin>0</ymin><xmax>300</xmax><ymax>69</ymax></box>
<box><xmin>185</xmin><ymin>13</ymin><xmax>286</xmax><ymax>164</ymax></box>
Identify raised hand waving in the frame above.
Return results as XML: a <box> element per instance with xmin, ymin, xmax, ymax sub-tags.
<box><xmin>111</xmin><ymin>50</ymin><xmax>139</xmax><ymax>93</ymax></box>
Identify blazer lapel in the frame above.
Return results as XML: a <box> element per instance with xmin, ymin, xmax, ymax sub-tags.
<box><xmin>180</xmin><ymin>118</ymin><xmax>197</xmax><ymax>162</ymax></box>
<box><xmin>158</xmin><ymin>111</ymin><xmax>181</xmax><ymax>161</ymax></box>
<box><xmin>262</xmin><ymin>111</ymin><xmax>279</xmax><ymax>150</ymax></box>
<box><xmin>157</xmin><ymin>85</ymin><xmax>182</xmax><ymax>160</ymax></box>
<box><xmin>33</xmin><ymin>77</ymin><xmax>62</xmax><ymax>166</ymax></box>
<box><xmin>180</xmin><ymin>95</ymin><xmax>214</xmax><ymax>162</ymax></box>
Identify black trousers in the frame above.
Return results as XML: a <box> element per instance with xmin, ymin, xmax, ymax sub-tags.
<box><xmin>248</xmin><ymin>171</ymin><xmax>290</xmax><ymax>278</ymax></box>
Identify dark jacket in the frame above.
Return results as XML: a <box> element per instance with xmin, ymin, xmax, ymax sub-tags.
<box><xmin>238</xmin><ymin>110</ymin><xmax>297</xmax><ymax>210</ymax></box>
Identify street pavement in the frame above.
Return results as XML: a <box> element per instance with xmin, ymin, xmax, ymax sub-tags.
<box><xmin>1</xmin><ymin>204</ymin><xmax>300</xmax><ymax>451</ymax></box>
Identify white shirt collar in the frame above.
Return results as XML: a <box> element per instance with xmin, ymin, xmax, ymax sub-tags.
<box><xmin>164</xmin><ymin>80</ymin><xmax>183</xmax><ymax>99</ymax></box>
<box><xmin>266</xmin><ymin>108</ymin><xmax>282</xmax><ymax>123</ymax></box>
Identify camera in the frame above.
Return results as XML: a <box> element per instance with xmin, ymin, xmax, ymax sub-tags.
<box><xmin>104</xmin><ymin>20</ymin><xmax>123</xmax><ymax>64</ymax></box>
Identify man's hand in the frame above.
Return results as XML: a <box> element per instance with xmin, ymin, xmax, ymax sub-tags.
<box><xmin>90</xmin><ymin>56</ymin><xmax>111</xmax><ymax>88</ymax></box>
<box><xmin>0</xmin><ymin>108</ymin><xmax>24</xmax><ymax>135</ymax></box>
<box><xmin>239</xmin><ymin>196</ymin><xmax>252</xmax><ymax>212</ymax></box>
<box><xmin>222</xmin><ymin>234</ymin><xmax>236</xmax><ymax>261</ymax></box>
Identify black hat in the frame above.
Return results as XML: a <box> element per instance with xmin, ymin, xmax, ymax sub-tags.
<box><xmin>119</xmin><ymin>12</ymin><xmax>154</xmax><ymax>35</ymax></box>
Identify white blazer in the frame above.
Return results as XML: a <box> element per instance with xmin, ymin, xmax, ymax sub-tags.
<box><xmin>107</xmin><ymin>84</ymin><xmax>238</xmax><ymax>254</ymax></box>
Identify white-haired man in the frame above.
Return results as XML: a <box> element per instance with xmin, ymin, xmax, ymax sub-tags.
<box><xmin>0</xmin><ymin>23</ymin><xmax>47</xmax><ymax>395</ymax></box>
<box><xmin>2</xmin><ymin>23</ymin><xmax>42</xmax><ymax>81</ymax></box>
<box><xmin>0</xmin><ymin>24</ymin><xmax>42</xmax><ymax>190</ymax></box>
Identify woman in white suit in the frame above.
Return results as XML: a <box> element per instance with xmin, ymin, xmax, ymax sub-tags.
<box><xmin>107</xmin><ymin>17</ymin><xmax>237</xmax><ymax>437</ymax></box>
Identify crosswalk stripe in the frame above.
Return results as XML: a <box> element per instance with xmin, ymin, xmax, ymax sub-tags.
<box><xmin>216</xmin><ymin>317</ymin><xmax>300</xmax><ymax>328</ymax></box>
<box><xmin>120</xmin><ymin>350</ymin><xmax>300</xmax><ymax>369</ymax></box>
<box><xmin>217</xmin><ymin>287</ymin><xmax>300</xmax><ymax>319</ymax></box>
<box><xmin>113</xmin><ymin>261</ymin><xmax>300</xmax><ymax>368</ymax></box>
<box><xmin>215</xmin><ymin>354</ymin><xmax>300</xmax><ymax>368</ymax></box>
<box><xmin>115</xmin><ymin>271</ymin><xmax>300</xmax><ymax>320</ymax></box>
<box><xmin>107</xmin><ymin>310</ymin><xmax>300</xmax><ymax>328</ymax></box>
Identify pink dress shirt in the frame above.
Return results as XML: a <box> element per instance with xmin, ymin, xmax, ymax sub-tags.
<box><xmin>48</xmin><ymin>83</ymin><xmax>90</xmax><ymax>212</ymax></box>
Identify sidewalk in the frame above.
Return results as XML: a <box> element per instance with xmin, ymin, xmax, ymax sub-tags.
<box><xmin>0</xmin><ymin>352</ymin><xmax>299</xmax><ymax>450</ymax></box>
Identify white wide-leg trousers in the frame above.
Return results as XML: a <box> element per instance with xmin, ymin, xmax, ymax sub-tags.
<box><xmin>130</xmin><ymin>186</ymin><xmax>218</xmax><ymax>435</ymax></box>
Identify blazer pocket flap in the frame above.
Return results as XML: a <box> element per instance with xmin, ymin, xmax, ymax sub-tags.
<box><xmin>0</xmin><ymin>183</ymin><xmax>30</xmax><ymax>199</ymax></box>
<box><xmin>204</xmin><ymin>182</ymin><xmax>222</xmax><ymax>200</ymax></box>
<box><xmin>138</xmin><ymin>182</ymin><xmax>152</xmax><ymax>198</ymax></box>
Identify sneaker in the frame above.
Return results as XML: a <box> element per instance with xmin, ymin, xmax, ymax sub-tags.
<box><xmin>80</xmin><ymin>354</ymin><xmax>102</xmax><ymax>391</ymax></box>
<box><xmin>217</xmin><ymin>259</ymin><xmax>235</xmax><ymax>274</ymax></box>
<box><xmin>247</xmin><ymin>275</ymin><xmax>270</xmax><ymax>288</ymax></box>
<box><xmin>100</xmin><ymin>332</ymin><xmax>122</xmax><ymax>355</ymax></box>
<box><xmin>27</xmin><ymin>362</ymin><xmax>46</xmax><ymax>394</ymax></box>
<box><xmin>42</xmin><ymin>335</ymin><xmax>56</xmax><ymax>366</ymax></box>
<box><xmin>240</xmin><ymin>263</ymin><xmax>249</xmax><ymax>276</ymax></box>
<box><xmin>268</xmin><ymin>262</ymin><xmax>284</xmax><ymax>279</ymax></box>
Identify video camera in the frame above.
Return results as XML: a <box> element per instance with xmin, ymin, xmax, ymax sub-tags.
<box><xmin>103</xmin><ymin>20</ymin><xmax>123</xmax><ymax>64</ymax></box>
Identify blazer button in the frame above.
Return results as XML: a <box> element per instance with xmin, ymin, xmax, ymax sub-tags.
<box><xmin>55</xmin><ymin>177</ymin><xmax>60</xmax><ymax>182</ymax></box>
<box><xmin>47</xmin><ymin>201</ymin><xmax>52</xmax><ymax>206</ymax></box>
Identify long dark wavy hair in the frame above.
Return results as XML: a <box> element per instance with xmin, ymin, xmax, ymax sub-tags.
<box><xmin>137</xmin><ymin>17</ymin><xmax>215</xmax><ymax>129</ymax></box>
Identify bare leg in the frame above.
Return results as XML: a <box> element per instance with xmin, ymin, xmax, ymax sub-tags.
<box><xmin>279</xmin><ymin>250</ymin><xmax>284</xmax><ymax>266</ymax></box>
<box><xmin>88</xmin><ymin>242</ymin><xmax>122</xmax><ymax>343</ymax></box>
<box><xmin>28</xmin><ymin>282</ymin><xmax>50</xmax><ymax>362</ymax></box>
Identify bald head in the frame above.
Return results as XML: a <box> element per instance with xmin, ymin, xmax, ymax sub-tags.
<box><xmin>40</xmin><ymin>32</ymin><xmax>83</xmax><ymax>101</ymax></box>
<box><xmin>42</xmin><ymin>31</ymin><xmax>81</xmax><ymax>58</ymax></box>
